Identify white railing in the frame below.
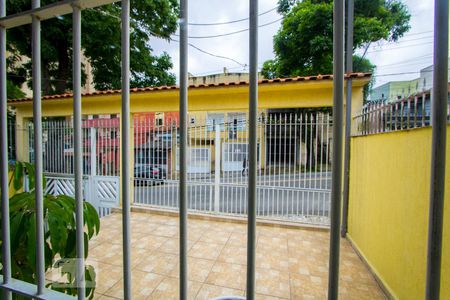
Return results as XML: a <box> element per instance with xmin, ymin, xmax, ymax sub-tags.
<box><xmin>354</xmin><ymin>91</ymin><xmax>450</xmax><ymax>136</ymax></box>
<box><xmin>27</xmin><ymin>118</ymin><xmax>120</xmax><ymax>176</ymax></box>
<box><xmin>133</xmin><ymin>111</ymin><xmax>332</xmax><ymax>224</ymax></box>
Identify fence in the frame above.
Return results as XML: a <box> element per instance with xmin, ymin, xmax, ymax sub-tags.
<box><xmin>25</xmin><ymin>118</ymin><xmax>121</xmax><ymax>217</ymax></box>
<box><xmin>19</xmin><ymin>112</ymin><xmax>333</xmax><ymax>224</ymax></box>
<box><xmin>354</xmin><ymin>91</ymin><xmax>450</xmax><ymax>136</ymax></box>
<box><xmin>133</xmin><ymin>111</ymin><xmax>333</xmax><ymax>224</ymax></box>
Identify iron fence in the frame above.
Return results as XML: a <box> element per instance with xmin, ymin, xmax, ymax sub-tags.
<box><xmin>26</xmin><ymin>118</ymin><xmax>120</xmax><ymax>176</ymax></box>
<box><xmin>354</xmin><ymin>91</ymin><xmax>450</xmax><ymax>136</ymax></box>
<box><xmin>133</xmin><ymin>112</ymin><xmax>332</xmax><ymax>224</ymax></box>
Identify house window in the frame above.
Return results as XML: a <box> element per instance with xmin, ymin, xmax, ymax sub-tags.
<box><xmin>155</xmin><ymin>112</ymin><xmax>164</xmax><ymax>127</ymax></box>
<box><xmin>228</xmin><ymin>112</ymin><xmax>246</xmax><ymax>131</ymax></box>
<box><xmin>206</xmin><ymin>113</ymin><xmax>225</xmax><ymax>131</ymax></box>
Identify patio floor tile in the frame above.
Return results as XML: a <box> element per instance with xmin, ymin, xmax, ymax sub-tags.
<box><xmin>89</xmin><ymin>212</ymin><xmax>386</xmax><ymax>299</ymax></box>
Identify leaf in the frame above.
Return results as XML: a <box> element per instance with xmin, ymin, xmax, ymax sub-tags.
<box><xmin>85</xmin><ymin>264</ymin><xmax>97</xmax><ymax>299</ymax></box>
<box><xmin>84</xmin><ymin>232</ymin><xmax>89</xmax><ymax>259</ymax></box>
<box><xmin>84</xmin><ymin>201</ymin><xmax>100</xmax><ymax>238</ymax></box>
<box><xmin>9</xmin><ymin>192</ymin><xmax>34</xmax><ymax>212</ymax></box>
<box><xmin>64</xmin><ymin>229</ymin><xmax>77</xmax><ymax>258</ymax></box>
<box><xmin>10</xmin><ymin>211</ymin><xmax>26</xmax><ymax>253</ymax></box>
<box><xmin>26</xmin><ymin>214</ymin><xmax>37</xmax><ymax>278</ymax></box>
<box><xmin>13</xmin><ymin>161</ymin><xmax>23</xmax><ymax>190</ymax></box>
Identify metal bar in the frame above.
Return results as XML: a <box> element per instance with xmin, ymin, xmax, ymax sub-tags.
<box><xmin>0</xmin><ymin>275</ymin><xmax>75</xmax><ymax>300</ymax></box>
<box><xmin>72</xmin><ymin>4</ymin><xmax>85</xmax><ymax>299</ymax></box>
<box><xmin>414</xmin><ymin>96</ymin><xmax>418</xmax><ymax>128</ymax></box>
<box><xmin>422</xmin><ymin>94</ymin><xmax>426</xmax><ymax>127</ymax></box>
<box><xmin>120</xmin><ymin>0</ymin><xmax>132</xmax><ymax>298</ymax></box>
<box><xmin>341</xmin><ymin>0</ymin><xmax>353</xmax><ymax>236</ymax></box>
<box><xmin>0</xmin><ymin>0</ymin><xmax>12</xmax><ymax>297</ymax></box>
<box><xmin>425</xmin><ymin>0</ymin><xmax>448</xmax><ymax>298</ymax></box>
<box><xmin>0</xmin><ymin>0</ymin><xmax>120</xmax><ymax>29</ymax></box>
<box><xmin>179</xmin><ymin>0</ymin><xmax>188</xmax><ymax>297</ymax></box>
<box><xmin>328</xmin><ymin>0</ymin><xmax>344</xmax><ymax>297</ymax></box>
<box><xmin>246</xmin><ymin>0</ymin><xmax>258</xmax><ymax>297</ymax></box>
<box><xmin>32</xmin><ymin>0</ymin><xmax>46</xmax><ymax>294</ymax></box>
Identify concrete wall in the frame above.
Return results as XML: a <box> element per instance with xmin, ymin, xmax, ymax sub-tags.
<box><xmin>347</xmin><ymin>126</ymin><xmax>450</xmax><ymax>299</ymax></box>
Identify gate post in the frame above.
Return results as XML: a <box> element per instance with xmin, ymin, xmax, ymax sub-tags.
<box><xmin>90</xmin><ymin>127</ymin><xmax>97</xmax><ymax>176</ymax></box>
<box><xmin>214</xmin><ymin>124</ymin><xmax>221</xmax><ymax>212</ymax></box>
<box><xmin>87</xmin><ymin>127</ymin><xmax>97</xmax><ymax>206</ymax></box>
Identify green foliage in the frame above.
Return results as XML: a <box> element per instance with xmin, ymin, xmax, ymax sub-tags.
<box><xmin>6</xmin><ymin>0</ymin><xmax>179</xmax><ymax>95</ymax></box>
<box><xmin>7</xmin><ymin>80</ymin><xmax>25</xmax><ymax>100</ymax></box>
<box><xmin>1</xmin><ymin>161</ymin><xmax>100</xmax><ymax>299</ymax></box>
<box><xmin>262</xmin><ymin>0</ymin><xmax>410</xmax><ymax>79</ymax></box>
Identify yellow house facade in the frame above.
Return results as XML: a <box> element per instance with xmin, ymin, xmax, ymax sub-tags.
<box><xmin>8</xmin><ymin>73</ymin><xmax>370</xmax><ymax>166</ymax></box>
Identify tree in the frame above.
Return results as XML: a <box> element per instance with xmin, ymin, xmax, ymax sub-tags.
<box><xmin>6</xmin><ymin>0</ymin><xmax>179</xmax><ymax>95</ymax></box>
<box><xmin>7</xmin><ymin>80</ymin><xmax>25</xmax><ymax>99</ymax></box>
<box><xmin>262</xmin><ymin>0</ymin><xmax>410</xmax><ymax>79</ymax></box>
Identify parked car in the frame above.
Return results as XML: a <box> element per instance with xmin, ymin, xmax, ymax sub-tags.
<box><xmin>134</xmin><ymin>165</ymin><xmax>166</xmax><ymax>186</ymax></box>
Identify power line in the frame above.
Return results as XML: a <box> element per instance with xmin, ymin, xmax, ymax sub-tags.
<box><xmin>402</xmin><ymin>30</ymin><xmax>433</xmax><ymax>37</ymax></box>
<box><xmin>94</xmin><ymin>8</ymin><xmax>247</xmax><ymax>67</ymax></box>
<box><xmin>174</xmin><ymin>18</ymin><xmax>283</xmax><ymax>39</ymax></box>
<box><xmin>373</xmin><ymin>35</ymin><xmax>433</xmax><ymax>49</ymax></box>
<box><xmin>376</xmin><ymin>54</ymin><xmax>432</xmax><ymax>67</ymax></box>
<box><xmin>372</xmin><ymin>68</ymin><xmax>448</xmax><ymax>78</ymax></box>
<box><xmin>169</xmin><ymin>37</ymin><xmax>247</xmax><ymax>67</ymax></box>
<box><xmin>188</xmin><ymin>7</ymin><xmax>278</xmax><ymax>26</ymax></box>
<box><xmin>367</xmin><ymin>41</ymin><xmax>433</xmax><ymax>53</ymax></box>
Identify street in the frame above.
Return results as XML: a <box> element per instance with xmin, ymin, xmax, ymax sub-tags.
<box><xmin>134</xmin><ymin>172</ymin><xmax>331</xmax><ymax>218</ymax></box>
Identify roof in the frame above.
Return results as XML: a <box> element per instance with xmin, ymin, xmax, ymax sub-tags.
<box><xmin>8</xmin><ymin>72</ymin><xmax>371</xmax><ymax>104</ymax></box>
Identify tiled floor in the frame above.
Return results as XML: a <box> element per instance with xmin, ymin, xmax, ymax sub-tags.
<box><xmin>86</xmin><ymin>212</ymin><xmax>386</xmax><ymax>299</ymax></box>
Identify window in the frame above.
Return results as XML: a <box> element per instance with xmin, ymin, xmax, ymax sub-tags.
<box><xmin>206</xmin><ymin>113</ymin><xmax>225</xmax><ymax>131</ymax></box>
<box><xmin>155</xmin><ymin>112</ymin><xmax>164</xmax><ymax>126</ymax></box>
<box><xmin>228</xmin><ymin>112</ymin><xmax>246</xmax><ymax>130</ymax></box>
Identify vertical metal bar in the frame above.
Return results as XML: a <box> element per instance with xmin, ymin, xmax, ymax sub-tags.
<box><xmin>179</xmin><ymin>0</ymin><xmax>188</xmax><ymax>297</ymax></box>
<box><xmin>341</xmin><ymin>0</ymin><xmax>353</xmax><ymax>236</ymax></box>
<box><xmin>425</xmin><ymin>0</ymin><xmax>448</xmax><ymax>298</ymax></box>
<box><xmin>32</xmin><ymin>0</ymin><xmax>45</xmax><ymax>294</ymax></box>
<box><xmin>214</xmin><ymin>124</ymin><xmax>221</xmax><ymax>211</ymax></box>
<box><xmin>0</xmin><ymin>0</ymin><xmax>12</xmax><ymax>297</ymax></box>
<box><xmin>121</xmin><ymin>0</ymin><xmax>132</xmax><ymax>298</ymax></box>
<box><xmin>328</xmin><ymin>0</ymin><xmax>344</xmax><ymax>297</ymax></box>
<box><xmin>247</xmin><ymin>0</ymin><xmax>258</xmax><ymax>297</ymax></box>
<box><xmin>422</xmin><ymin>94</ymin><xmax>426</xmax><ymax>127</ymax></box>
<box><xmin>72</xmin><ymin>4</ymin><xmax>85</xmax><ymax>299</ymax></box>
<box><xmin>414</xmin><ymin>96</ymin><xmax>418</xmax><ymax>128</ymax></box>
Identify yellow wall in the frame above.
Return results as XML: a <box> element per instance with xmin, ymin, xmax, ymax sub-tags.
<box><xmin>347</xmin><ymin>126</ymin><xmax>450</xmax><ymax>299</ymax></box>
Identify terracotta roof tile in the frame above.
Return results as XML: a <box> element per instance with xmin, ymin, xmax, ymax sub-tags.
<box><xmin>8</xmin><ymin>72</ymin><xmax>371</xmax><ymax>103</ymax></box>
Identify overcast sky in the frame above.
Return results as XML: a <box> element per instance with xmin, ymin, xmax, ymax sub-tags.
<box><xmin>149</xmin><ymin>0</ymin><xmax>436</xmax><ymax>89</ymax></box>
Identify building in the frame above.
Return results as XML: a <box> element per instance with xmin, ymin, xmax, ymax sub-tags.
<box><xmin>9</xmin><ymin>73</ymin><xmax>371</xmax><ymax>183</ymax></box>
<box><xmin>369</xmin><ymin>79</ymin><xmax>420</xmax><ymax>102</ymax></box>
<box><xmin>370</xmin><ymin>58</ymin><xmax>450</xmax><ymax>102</ymax></box>
<box><xmin>188</xmin><ymin>67</ymin><xmax>263</xmax><ymax>85</ymax></box>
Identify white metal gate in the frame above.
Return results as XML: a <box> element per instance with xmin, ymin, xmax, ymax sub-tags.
<box><xmin>27</xmin><ymin>118</ymin><xmax>120</xmax><ymax>216</ymax></box>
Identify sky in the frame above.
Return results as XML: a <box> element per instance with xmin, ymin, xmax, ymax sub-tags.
<box><xmin>149</xmin><ymin>0</ymin><xmax>436</xmax><ymax>89</ymax></box>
